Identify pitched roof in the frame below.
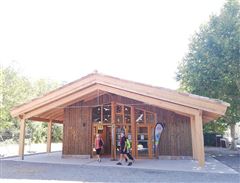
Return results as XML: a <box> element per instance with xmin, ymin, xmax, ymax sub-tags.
<box><xmin>11</xmin><ymin>72</ymin><xmax>229</xmax><ymax>123</ymax></box>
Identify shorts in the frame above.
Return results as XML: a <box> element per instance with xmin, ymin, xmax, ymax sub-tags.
<box><xmin>96</xmin><ymin>148</ymin><xmax>101</xmax><ymax>155</ymax></box>
<box><xmin>120</xmin><ymin>148</ymin><xmax>127</xmax><ymax>154</ymax></box>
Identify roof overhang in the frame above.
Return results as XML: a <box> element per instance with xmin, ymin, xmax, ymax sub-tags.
<box><xmin>11</xmin><ymin>73</ymin><xmax>230</xmax><ymax>123</ymax></box>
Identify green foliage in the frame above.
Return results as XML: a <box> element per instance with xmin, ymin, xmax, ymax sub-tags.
<box><xmin>32</xmin><ymin>79</ymin><xmax>60</xmax><ymax>97</ymax></box>
<box><xmin>0</xmin><ymin>65</ymin><xmax>32</xmax><ymax>133</ymax></box>
<box><xmin>27</xmin><ymin>122</ymin><xmax>47</xmax><ymax>143</ymax></box>
<box><xmin>203</xmin><ymin>120</ymin><xmax>228</xmax><ymax>135</ymax></box>
<box><xmin>0</xmin><ymin>64</ymin><xmax>62</xmax><ymax>143</ymax></box>
<box><xmin>52</xmin><ymin>124</ymin><xmax>63</xmax><ymax>143</ymax></box>
<box><xmin>176</xmin><ymin>0</ymin><xmax>240</xmax><ymax>132</ymax></box>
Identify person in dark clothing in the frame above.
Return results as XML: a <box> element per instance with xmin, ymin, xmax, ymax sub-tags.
<box><xmin>116</xmin><ymin>132</ymin><xmax>133</xmax><ymax>166</ymax></box>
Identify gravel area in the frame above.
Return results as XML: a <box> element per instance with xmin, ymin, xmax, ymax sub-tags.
<box><xmin>0</xmin><ymin>160</ymin><xmax>239</xmax><ymax>183</ymax></box>
<box><xmin>205</xmin><ymin>147</ymin><xmax>240</xmax><ymax>173</ymax></box>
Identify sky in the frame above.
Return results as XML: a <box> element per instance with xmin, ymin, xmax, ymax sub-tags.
<box><xmin>0</xmin><ymin>0</ymin><xmax>226</xmax><ymax>89</ymax></box>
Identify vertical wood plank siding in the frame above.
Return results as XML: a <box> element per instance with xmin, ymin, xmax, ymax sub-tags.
<box><xmin>63</xmin><ymin>93</ymin><xmax>192</xmax><ymax>156</ymax></box>
<box><xmin>63</xmin><ymin>101</ymin><xmax>90</xmax><ymax>155</ymax></box>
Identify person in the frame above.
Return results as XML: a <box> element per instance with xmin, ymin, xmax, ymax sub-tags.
<box><xmin>125</xmin><ymin>136</ymin><xmax>134</xmax><ymax>163</ymax></box>
<box><xmin>95</xmin><ymin>134</ymin><xmax>104</xmax><ymax>162</ymax></box>
<box><xmin>116</xmin><ymin>132</ymin><xmax>133</xmax><ymax>166</ymax></box>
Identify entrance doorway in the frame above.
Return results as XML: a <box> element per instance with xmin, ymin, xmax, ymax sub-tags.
<box><xmin>91</xmin><ymin>103</ymin><xmax>157</xmax><ymax>159</ymax></box>
<box><xmin>92</xmin><ymin>125</ymin><xmax>112</xmax><ymax>156</ymax></box>
<box><xmin>136</xmin><ymin>125</ymin><xmax>155</xmax><ymax>159</ymax></box>
<box><xmin>100</xmin><ymin>126</ymin><xmax>111</xmax><ymax>155</ymax></box>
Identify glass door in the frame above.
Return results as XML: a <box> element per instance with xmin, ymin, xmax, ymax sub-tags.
<box><xmin>137</xmin><ymin>126</ymin><xmax>149</xmax><ymax>157</ymax></box>
<box><xmin>135</xmin><ymin>108</ymin><xmax>156</xmax><ymax>158</ymax></box>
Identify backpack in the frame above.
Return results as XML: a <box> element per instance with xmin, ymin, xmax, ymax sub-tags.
<box><xmin>126</xmin><ymin>139</ymin><xmax>131</xmax><ymax>150</ymax></box>
<box><xmin>99</xmin><ymin>139</ymin><xmax>104</xmax><ymax>147</ymax></box>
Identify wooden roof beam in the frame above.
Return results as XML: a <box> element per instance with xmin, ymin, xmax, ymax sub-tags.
<box><xmin>28</xmin><ymin>116</ymin><xmax>63</xmax><ymax>123</ymax></box>
<box><xmin>23</xmin><ymin>85</ymin><xmax>99</xmax><ymax>119</ymax></box>
<box><xmin>83</xmin><ymin>90</ymin><xmax>107</xmax><ymax>102</ymax></box>
<box><xmin>11</xmin><ymin>77</ymin><xmax>97</xmax><ymax>117</ymax></box>
<box><xmin>11</xmin><ymin>73</ymin><xmax>229</xmax><ymax>119</ymax></box>
<box><xmin>95</xmin><ymin>76</ymin><xmax>229</xmax><ymax>115</ymax></box>
<box><xmin>97</xmin><ymin>84</ymin><xmax>200</xmax><ymax>116</ymax></box>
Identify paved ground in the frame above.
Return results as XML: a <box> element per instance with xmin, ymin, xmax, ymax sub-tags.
<box><xmin>0</xmin><ymin>160</ymin><xmax>239</xmax><ymax>183</ymax></box>
<box><xmin>1</xmin><ymin>145</ymin><xmax>239</xmax><ymax>182</ymax></box>
<box><xmin>4</xmin><ymin>151</ymin><xmax>238</xmax><ymax>174</ymax></box>
<box><xmin>205</xmin><ymin>147</ymin><xmax>240</xmax><ymax>173</ymax></box>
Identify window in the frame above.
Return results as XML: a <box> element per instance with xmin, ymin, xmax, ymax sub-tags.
<box><xmin>135</xmin><ymin>109</ymin><xmax>144</xmax><ymax>123</ymax></box>
<box><xmin>116</xmin><ymin>105</ymin><xmax>122</xmax><ymax>114</ymax></box>
<box><xmin>115</xmin><ymin>114</ymin><xmax>123</xmax><ymax>123</ymax></box>
<box><xmin>115</xmin><ymin>104</ymin><xmax>132</xmax><ymax>124</ymax></box>
<box><xmin>146</xmin><ymin>112</ymin><xmax>155</xmax><ymax>123</ymax></box>
<box><xmin>92</xmin><ymin>106</ymin><xmax>101</xmax><ymax>122</ymax></box>
<box><xmin>124</xmin><ymin>106</ymin><xmax>131</xmax><ymax>123</ymax></box>
<box><xmin>103</xmin><ymin>104</ymin><xmax>111</xmax><ymax>123</ymax></box>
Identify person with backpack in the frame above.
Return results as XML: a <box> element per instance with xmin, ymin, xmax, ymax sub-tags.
<box><xmin>95</xmin><ymin>134</ymin><xmax>104</xmax><ymax>162</ymax></box>
<box><xmin>125</xmin><ymin>136</ymin><xmax>134</xmax><ymax>163</ymax></box>
<box><xmin>116</xmin><ymin>132</ymin><xmax>133</xmax><ymax>166</ymax></box>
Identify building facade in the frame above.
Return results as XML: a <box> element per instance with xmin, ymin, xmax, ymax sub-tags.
<box><xmin>11</xmin><ymin>73</ymin><xmax>229</xmax><ymax>166</ymax></box>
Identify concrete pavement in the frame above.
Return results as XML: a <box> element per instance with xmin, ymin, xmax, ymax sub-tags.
<box><xmin>0</xmin><ymin>160</ymin><xmax>239</xmax><ymax>183</ymax></box>
<box><xmin>3</xmin><ymin>151</ymin><xmax>238</xmax><ymax>174</ymax></box>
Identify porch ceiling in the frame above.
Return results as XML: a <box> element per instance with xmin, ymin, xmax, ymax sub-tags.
<box><xmin>27</xmin><ymin>90</ymin><xmax>107</xmax><ymax>123</ymax></box>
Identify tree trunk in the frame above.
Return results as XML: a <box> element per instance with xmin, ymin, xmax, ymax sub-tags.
<box><xmin>229</xmin><ymin>123</ymin><xmax>237</xmax><ymax>150</ymax></box>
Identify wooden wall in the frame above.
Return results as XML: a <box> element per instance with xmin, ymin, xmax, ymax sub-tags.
<box><xmin>63</xmin><ymin>101</ymin><xmax>91</xmax><ymax>155</ymax></box>
<box><xmin>63</xmin><ymin>93</ymin><xmax>192</xmax><ymax>156</ymax></box>
<box><xmin>157</xmin><ymin>111</ymin><xmax>192</xmax><ymax>156</ymax></box>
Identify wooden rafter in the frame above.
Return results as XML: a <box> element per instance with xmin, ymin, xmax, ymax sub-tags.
<box><xmin>41</xmin><ymin>109</ymin><xmax>64</xmax><ymax>120</ymax></box>
<box><xmin>97</xmin><ymin>84</ymin><xmax>200</xmax><ymax>116</ymax></box>
<box><xmin>95</xmin><ymin>74</ymin><xmax>229</xmax><ymax>114</ymax></box>
<box><xmin>11</xmin><ymin>77</ymin><xmax>97</xmax><ymax>117</ymax></box>
<box><xmin>39</xmin><ymin>108</ymin><xmax>62</xmax><ymax>118</ymax></box>
<box><xmin>23</xmin><ymin>85</ymin><xmax>99</xmax><ymax>119</ymax></box>
<box><xmin>28</xmin><ymin>116</ymin><xmax>63</xmax><ymax>123</ymax></box>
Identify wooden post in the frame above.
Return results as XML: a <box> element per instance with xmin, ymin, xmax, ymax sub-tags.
<box><xmin>195</xmin><ymin>111</ymin><xmax>205</xmax><ymax>167</ymax></box>
<box><xmin>131</xmin><ymin>106</ymin><xmax>136</xmax><ymax>157</ymax></box>
<box><xmin>47</xmin><ymin>120</ymin><xmax>52</xmax><ymax>153</ymax></box>
<box><xmin>111</xmin><ymin>102</ymin><xmax>116</xmax><ymax>160</ymax></box>
<box><xmin>190</xmin><ymin>116</ymin><xmax>197</xmax><ymax>160</ymax></box>
<box><xmin>19</xmin><ymin>117</ymin><xmax>26</xmax><ymax>160</ymax></box>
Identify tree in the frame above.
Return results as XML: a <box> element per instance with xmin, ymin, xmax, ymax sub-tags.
<box><xmin>0</xmin><ymin>64</ymin><xmax>62</xmax><ymax>143</ymax></box>
<box><xmin>0</xmin><ymin>65</ymin><xmax>32</xmax><ymax>138</ymax></box>
<box><xmin>176</xmin><ymin>0</ymin><xmax>240</xmax><ymax>149</ymax></box>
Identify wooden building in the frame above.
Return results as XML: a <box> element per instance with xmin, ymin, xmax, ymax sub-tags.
<box><xmin>11</xmin><ymin>72</ymin><xmax>229</xmax><ymax>167</ymax></box>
